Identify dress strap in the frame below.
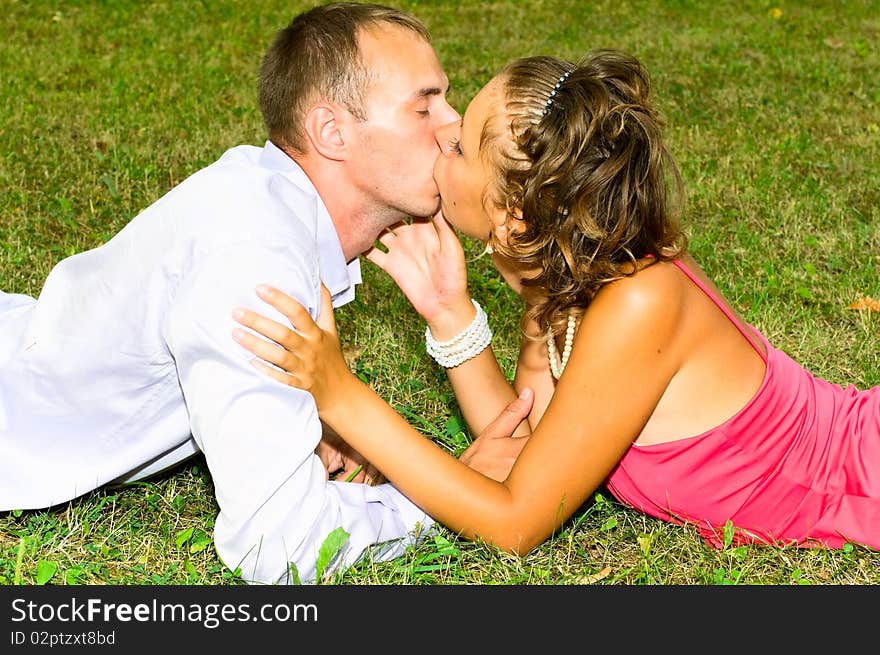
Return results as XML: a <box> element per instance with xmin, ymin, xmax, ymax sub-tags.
<box><xmin>671</xmin><ymin>259</ymin><xmax>767</xmax><ymax>362</ymax></box>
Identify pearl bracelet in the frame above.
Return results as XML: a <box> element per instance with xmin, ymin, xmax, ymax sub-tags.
<box><xmin>425</xmin><ymin>299</ymin><xmax>492</xmax><ymax>368</ymax></box>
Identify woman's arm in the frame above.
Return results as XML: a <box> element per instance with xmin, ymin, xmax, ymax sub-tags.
<box><xmin>365</xmin><ymin>214</ymin><xmax>528</xmax><ymax>438</ymax></box>
<box><xmin>481</xmin><ymin>247</ymin><xmax>558</xmax><ymax>429</ymax></box>
<box><xmin>511</xmin><ymin>314</ymin><xmax>558</xmax><ymax>428</ymax></box>
<box><xmin>232</xmin><ymin>273</ymin><xmax>683</xmax><ymax>554</ymax></box>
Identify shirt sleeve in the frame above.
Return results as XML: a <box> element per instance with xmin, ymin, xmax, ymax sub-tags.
<box><xmin>165</xmin><ymin>239</ymin><xmax>433</xmax><ymax>584</ymax></box>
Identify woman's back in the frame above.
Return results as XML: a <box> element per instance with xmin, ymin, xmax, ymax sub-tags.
<box><xmin>606</xmin><ymin>257</ymin><xmax>880</xmax><ymax>549</ymax></box>
<box><xmin>626</xmin><ymin>255</ymin><xmax>768</xmax><ymax>447</ymax></box>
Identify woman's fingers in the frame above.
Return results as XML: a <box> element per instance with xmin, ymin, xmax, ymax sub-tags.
<box><xmin>377</xmin><ymin>220</ymin><xmax>441</xmax><ymax>251</ymax></box>
<box><xmin>255</xmin><ymin>284</ymin><xmax>320</xmax><ymax>337</ymax></box>
<box><xmin>376</xmin><ymin>227</ymin><xmax>399</xmax><ymax>248</ymax></box>
<box><xmin>232</xmin><ymin>326</ymin><xmax>298</xmax><ymax>370</ymax></box>
<box><xmin>232</xmin><ymin>305</ymin><xmax>302</xmax><ymax>348</ymax></box>
<box><xmin>249</xmin><ymin>358</ymin><xmax>302</xmax><ymax>388</ymax></box>
<box><xmin>432</xmin><ymin>210</ymin><xmax>460</xmax><ymax>250</ymax></box>
<box><xmin>364</xmin><ymin>245</ymin><xmax>388</xmax><ymax>270</ymax></box>
<box><xmin>365</xmin><ymin>239</ymin><xmax>409</xmax><ymax>280</ymax></box>
<box><xmin>316</xmin><ymin>284</ymin><xmax>337</xmax><ymax>336</ymax></box>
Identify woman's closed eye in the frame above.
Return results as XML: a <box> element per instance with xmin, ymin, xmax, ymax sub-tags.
<box><xmin>447</xmin><ymin>137</ymin><xmax>463</xmax><ymax>156</ymax></box>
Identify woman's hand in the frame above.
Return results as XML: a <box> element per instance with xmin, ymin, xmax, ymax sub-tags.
<box><xmin>458</xmin><ymin>388</ymin><xmax>533</xmax><ymax>481</ymax></box>
<box><xmin>233</xmin><ymin>285</ymin><xmax>387</xmax><ymax>486</ymax></box>
<box><xmin>365</xmin><ymin>211</ymin><xmax>475</xmax><ymax>341</ymax></box>
<box><xmin>231</xmin><ymin>283</ymin><xmax>350</xmax><ymax>413</ymax></box>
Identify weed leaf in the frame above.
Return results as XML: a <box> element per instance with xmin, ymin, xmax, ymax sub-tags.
<box><xmin>315</xmin><ymin>527</ymin><xmax>350</xmax><ymax>583</ymax></box>
<box><xmin>175</xmin><ymin>527</ymin><xmax>193</xmax><ymax>549</ymax></box>
<box><xmin>189</xmin><ymin>529</ymin><xmax>212</xmax><ymax>554</ymax></box>
<box><xmin>36</xmin><ymin>560</ymin><xmax>57</xmax><ymax>585</ymax></box>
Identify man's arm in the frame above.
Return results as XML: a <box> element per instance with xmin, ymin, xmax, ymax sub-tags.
<box><xmin>165</xmin><ymin>241</ymin><xmax>431</xmax><ymax>584</ymax></box>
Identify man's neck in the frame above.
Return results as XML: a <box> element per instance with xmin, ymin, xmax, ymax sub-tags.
<box><xmin>271</xmin><ymin>142</ymin><xmax>353</xmax><ymax>262</ymax></box>
<box><xmin>278</xmin><ymin>143</ymin><xmax>400</xmax><ymax>263</ymax></box>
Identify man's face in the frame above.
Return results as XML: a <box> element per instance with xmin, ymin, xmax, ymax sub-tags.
<box><xmin>347</xmin><ymin>25</ymin><xmax>459</xmax><ymax>224</ymax></box>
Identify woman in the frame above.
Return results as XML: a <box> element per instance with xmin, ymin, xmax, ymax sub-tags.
<box><xmin>232</xmin><ymin>50</ymin><xmax>880</xmax><ymax>554</ymax></box>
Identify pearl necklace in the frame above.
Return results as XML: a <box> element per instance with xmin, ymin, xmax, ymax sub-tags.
<box><xmin>546</xmin><ymin>314</ymin><xmax>576</xmax><ymax>380</ymax></box>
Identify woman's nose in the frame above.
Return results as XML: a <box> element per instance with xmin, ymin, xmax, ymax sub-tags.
<box><xmin>434</xmin><ymin>119</ymin><xmax>461</xmax><ymax>151</ymax></box>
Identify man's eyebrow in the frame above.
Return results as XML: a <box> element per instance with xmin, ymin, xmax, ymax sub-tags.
<box><xmin>416</xmin><ymin>87</ymin><xmax>444</xmax><ymax>98</ymax></box>
<box><xmin>416</xmin><ymin>80</ymin><xmax>450</xmax><ymax>98</ymax></box>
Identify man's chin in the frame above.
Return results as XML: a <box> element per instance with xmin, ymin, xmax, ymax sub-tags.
<box><xmin>409</xmin><ymin>198</ymin><xmax>442</xmax><ymax>220</ymax></box>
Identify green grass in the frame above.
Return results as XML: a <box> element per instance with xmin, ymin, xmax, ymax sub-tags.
<box><xmin>1</xmin><ymin>0</ymin><xmax>878</xmax><ymax>585</ymax></box>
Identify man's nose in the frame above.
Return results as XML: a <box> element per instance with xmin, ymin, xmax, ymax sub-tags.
<box><xmin>445</xmin><ymin>101</ymin><xmax>461</xmax><ymax>123</ymax></box>
<box><xmin>435</xmin><ymin>98</ymin><xmax>460</xmax><ymax>126</ymax></box>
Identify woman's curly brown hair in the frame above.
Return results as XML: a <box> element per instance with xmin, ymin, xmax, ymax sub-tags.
<box><xmin>480</xmin><ymin>50</ymin><xmax>688</xmax><ymax>338</ymax></box>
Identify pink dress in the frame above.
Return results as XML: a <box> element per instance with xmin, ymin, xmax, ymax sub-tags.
<box><xmin>605</xmin><ymin>259</ymin><xmax>880</xmax><ymax>549</ymax></box>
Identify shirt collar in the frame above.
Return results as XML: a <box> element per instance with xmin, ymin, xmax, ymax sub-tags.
<box><xmin>259</xmin><ymin>140</ymin><xmax>362</xmax><ymax>308</ymax></box>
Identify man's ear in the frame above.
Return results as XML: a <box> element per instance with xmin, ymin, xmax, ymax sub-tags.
<box><xmin>303</xmin><ymin>103</ymin><xmax>348</xmax><ymax>161</ymax></box>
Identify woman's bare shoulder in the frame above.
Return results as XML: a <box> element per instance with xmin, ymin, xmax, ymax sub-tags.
<box><xmin>591</xmin><ymin>258</ymin><xmax>687</xmax><ymax>322</ymax></box>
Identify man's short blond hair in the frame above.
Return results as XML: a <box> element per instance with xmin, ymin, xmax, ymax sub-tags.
<box><xmin>258</xmin><ymin>2</ymin><xmax>431</xmax><ymax>154</ymax></box>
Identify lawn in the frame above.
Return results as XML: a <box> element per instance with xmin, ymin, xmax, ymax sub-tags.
<box><xmin>1</xmin><ymin>0</ymin><xmax>878</xmax><ymax>585</ymax></box>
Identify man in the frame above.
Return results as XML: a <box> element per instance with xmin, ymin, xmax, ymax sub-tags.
<box><xmin>0</xmin><ymin>3</ymin><xmax>460</xmax><ymax>585</ymax></box>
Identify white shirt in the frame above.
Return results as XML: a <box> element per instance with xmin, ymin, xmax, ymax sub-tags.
<box><xmin>0</xmin><ymin>140</ymin><xmax>433</xmax><ymax>584</ymax></box>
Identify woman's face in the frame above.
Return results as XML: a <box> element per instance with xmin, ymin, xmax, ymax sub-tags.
<box><xmin>432</xmin><ymin>76</ymin><xmax>506</xmax><ymax>243</ymax></box>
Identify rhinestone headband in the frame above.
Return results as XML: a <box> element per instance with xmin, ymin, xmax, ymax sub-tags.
<box><xmin>542</xmin><ymin>69</ymin><xmax>573</xmax><ymax>116</ymax></box>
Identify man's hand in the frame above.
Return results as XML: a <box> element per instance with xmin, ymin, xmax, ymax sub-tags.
<box><xmin>316</xmin><ymin>422</ymin><xmax>385</xmax><ymax>486</ymax></box>
<box><xmin>459</xmin><ymin>388</ymin><xmax>534</xmax><ymax>482</ymax></box>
